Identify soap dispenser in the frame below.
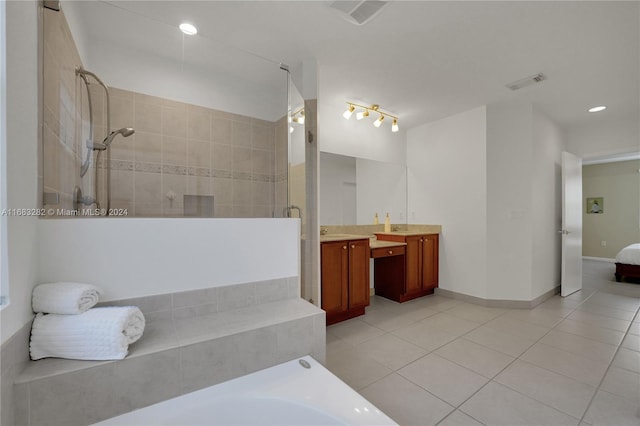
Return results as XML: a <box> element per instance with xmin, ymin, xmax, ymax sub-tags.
<box><xmin>374</xmin><ymin>213</ymin><xmax>379</xmax><ymax>225</ymax></box>
<box><xmin>384</xmin><ymin>213</ymin><xmax>391</xmax><ymax>232</ymax></box>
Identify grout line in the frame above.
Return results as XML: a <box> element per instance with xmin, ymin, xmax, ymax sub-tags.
<box><xmin>442</xmin><ymin>304</ymin><xmax>572</xmax><ymax>419</ymax></box>
<box><xmin>578</xmin><ymin>301</ymin><xmax>640</xmax><ymax>425</ymax></box>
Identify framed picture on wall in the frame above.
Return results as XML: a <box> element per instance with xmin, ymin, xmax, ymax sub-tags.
<box><xmin>587</xmin><ymin>197</ymin><xmax>604</xmax><ymax>214</ymax></box>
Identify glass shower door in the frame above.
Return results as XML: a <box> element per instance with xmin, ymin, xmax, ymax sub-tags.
<box><xmin>287</xmin><ymin>78</ymin><xmax>312</xmax><ymax>301</ymax></box>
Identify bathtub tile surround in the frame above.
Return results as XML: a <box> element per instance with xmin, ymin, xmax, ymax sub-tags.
<box><xmin>0</xmin><ymin>322</ymin><xmax>32</xmax><ymax>426</ymax></box>
<box><xmin>14</xmin><ymin>278</ymin><xmax>325</xmax><ymax>425</ymax></box>
<box><xmin>23</xmin><ymin>350</ymin><xmax>184</xmax><ymax>426</ymax></box>
<box><xmin>97</xmin><ymin>277</ymin><xmax>298</xmax><ymax>322</ymax></box>
<box><xmin>92</xmin><ymin>357</ymin><xmax>396</xmax><ymax>426</ymax></box>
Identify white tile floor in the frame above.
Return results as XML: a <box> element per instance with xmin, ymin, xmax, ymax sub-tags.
<box><xmin>326</xmin><ymin>260</ymin><xmax>640</xmax><ymax>426</ymax></box>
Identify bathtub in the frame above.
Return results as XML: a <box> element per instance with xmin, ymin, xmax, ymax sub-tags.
<box><xmin>94</xmin><ymin>356</ymin><xmax>397</xmax><ymax>425</ymax></box>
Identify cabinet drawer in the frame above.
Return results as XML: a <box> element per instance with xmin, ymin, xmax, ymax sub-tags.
<box><xmin>371</xmin><ymin>246</ymin><xmax>406</xmax><ymax>259</ymax></box>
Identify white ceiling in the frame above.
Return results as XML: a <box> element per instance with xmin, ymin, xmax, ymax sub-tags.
<box><xmin>72</xmin><ymin>0</ymin><xmax>639</xmax><ymax>132</ymax></box>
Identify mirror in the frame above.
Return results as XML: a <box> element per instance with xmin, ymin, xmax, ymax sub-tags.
<box><xmin>41</xmin><ymin>1</ymin><xmax>288</xmax><ymax>218</ymax></box>
<box><xmin>319</xmin><ymin>152</ymin><xmax>407</xmax><ymax>225</ymax></box>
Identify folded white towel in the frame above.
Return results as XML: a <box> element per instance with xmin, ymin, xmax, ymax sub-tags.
<box><xmin>30</xmin><ymin>306</ymin><xmax>145</xmax><ymax>361</ymax></box>
<box><xmin>32</xmin><ymin>282</ymin><xmax>102</xmax><ymax>315</ymax></box>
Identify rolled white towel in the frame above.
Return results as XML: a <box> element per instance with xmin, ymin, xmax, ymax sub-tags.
<box><xmin>30</xmin><ymin>306</ymin><xmax>145</xmax><ymax>361</ymax></box>
<box><xmin>32</xmin><ymin>282</ymin><xmax>102</xmax><ymax>315</ymax></box>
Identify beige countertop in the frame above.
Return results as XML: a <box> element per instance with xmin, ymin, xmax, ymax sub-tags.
<box><xmin>319</xmin><ymin>224</ymin><xmax>441</xmax><ymax>243</ymax></box>
<box><xmin>376</xmin><ymin>225</ymin><xmax>441</xmax><ymax>236</ymax></box>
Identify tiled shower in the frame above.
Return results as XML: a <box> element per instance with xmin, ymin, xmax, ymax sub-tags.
<box><xmin>100</xmin><ymin>87</ymin><xmax>288</xmax><ymax>218</ymax></box>
<box><xmin>40</xmin><ymin>2</ymin><xmax>319</xmax><ymax>306</ymax></box>
<box><xmin>41</xmin><ymin>6</ymin><xmax>289</xmax><ymax>218</ymax></box>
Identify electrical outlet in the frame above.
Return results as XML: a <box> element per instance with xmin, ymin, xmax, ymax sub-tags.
<box><xmin>601</xmin><ymin>240</ymin><xmax>607</xmax><ymax>247</ymax></box>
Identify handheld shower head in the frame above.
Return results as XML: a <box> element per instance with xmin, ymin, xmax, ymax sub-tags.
<box><xmin>103</xmin><ymin>127</ymin><xmax>135</xmax><ymax>147</ymax></box>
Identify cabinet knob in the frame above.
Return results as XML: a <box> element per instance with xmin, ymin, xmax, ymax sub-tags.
<box><xmin>388</xmin><ymin>250</ymin><xmax>393</xmax><ymax>255</ymax></box>
<box><xmin>351</xmin><ymin>244</ymin><xmax>355</xmax><ymax>248</ymax></box>
<box><xmin>342</xmin><ymin>245</ymin><xmax>347</xmax><ymax>250</ymax></box>
<box><xmin>420</xmin><ymin>239</ymin><xmax>424</xmax><ymax>243</ymax></box>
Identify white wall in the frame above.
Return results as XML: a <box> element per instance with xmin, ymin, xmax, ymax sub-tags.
<box><xmin>407</xmin><ymin>106</ymin><xmax>488</xmax><ymax>299</ymax></box>
<box><xmin>356</xmin><ymin>158</ymin><xmax>407</xmax><ymax>225</ymax></box>
<box><xmin>290</xmin><ymin>59</ymin><xmax>318</xmax><ymax>102</ymax></box>
<box><xmin>317</xmin><ymin>71</ymin><xmax>406</xmax><ymax>165</ymax></box>
<box><xmin>485</xmin><ymin>101</ymin><xmax>534</xmax><ymax>301</ymax></box>
<box><xmin>408</xmin><ymin>103</ymin><xmax>564</xmax><ymax>302</ymax></box>
<box><xmin>566</xmin><ymin>116</ymin><xmax>639</xmax><ymax>159</ymax></box>
<box><xmin>532</xmin><ymin>109</ymin><xmax>564</xmax><ymax>298</ymax></box>
<box><xmin>86</xmin><ymin>38</ymin><xmax>286</xmax><ymax>123</ymax></box>
<box><xmin>1</xmin><ymin>0</ymin><xmax>40</xmax><ymax>345</ymax></box>
<box><xmin>62</xmin><ymin>1</ymin><xmax>286</xmax><ymax>123</ymax></box>
<box><xmin>37</xmin><ymin>219</ymin><xmax>299</xmax><ymax>300</ymax></box>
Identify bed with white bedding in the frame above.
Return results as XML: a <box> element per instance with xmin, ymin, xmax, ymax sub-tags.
<box><xmin>614</xmin><ymin>243</ymin><xmax>640</xmax><ymax>282</ymax></box>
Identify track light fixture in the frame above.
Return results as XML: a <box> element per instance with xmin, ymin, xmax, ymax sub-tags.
<box><xmin>343</xmin><ymin>102</ymin><xmax>399</xmax><ymax>132</ymax></box>
<box><xmin>289</xmin><ymin>107</ymin><xmax>304</xmax><ymax>134</ymax></box>
<box><xmin>291</xmin><ymin>107</ymin><xmax>305</xmax><ymax>124</ymax></box>
<box><xmin>343</xmin><ymin>105</ymin><xmax>355</xmax><ymax>119</ymax></box>
<box><xmin>356</xmin><ymin>109</ymin><xmax>370</xmax><ymax>120</ymax></box>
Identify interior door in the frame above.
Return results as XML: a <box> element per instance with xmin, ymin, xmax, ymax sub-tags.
<box><xmin>561</xmin><ymin>152</ymin><xmax>583</xmax><ymax>297</ymax></box>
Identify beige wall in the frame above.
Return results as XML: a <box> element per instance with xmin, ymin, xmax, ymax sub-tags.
<box><xmin>105</xmin><ymin>88</ymin><xmax>278</xmax><ymax>217</ymax></box>
<box><xmin>583</xmin><ymin>160</ymin><xmax>640</xmax><ymax>258</ymax></box>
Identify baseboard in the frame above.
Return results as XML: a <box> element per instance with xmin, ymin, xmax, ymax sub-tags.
<box><xmin>583</xmin><ymin>256</ymin><xmax>616</xmax><ymax>263</ymax></box>
<box><xmin>434</xmin><ymin>285</ymin><xmax>559</xmax><ymax>309</ymax></box>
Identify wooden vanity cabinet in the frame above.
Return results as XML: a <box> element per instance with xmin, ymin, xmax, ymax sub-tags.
<box><xmin>372</xmin><ymin>245</ymin><xmax>406</xmax><ymax>302</ymax></box>
<box><xmin>376</xmin><ymin>233</ymin><xmax>439</xmax><ymax>302</ymax></box>
<box><xmin>321</xmin><ymin>238</ymin><xmax>370</xmax><ymax>325</ymax></box>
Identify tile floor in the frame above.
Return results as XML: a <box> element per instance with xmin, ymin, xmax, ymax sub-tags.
<box><xmin>325</xmin><ymin>260</ymin><xmax>640</xmax><ymax>426</ymax></box>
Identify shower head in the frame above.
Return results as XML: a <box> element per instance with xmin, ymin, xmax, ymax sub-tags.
<box><xmin>103</xmin><ymin>127</ymin><xmax>135</xmax><ymax>147</ymax></box>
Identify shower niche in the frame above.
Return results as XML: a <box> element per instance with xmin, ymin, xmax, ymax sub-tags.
<box><xmin>41</xmin><ymin>1</ymin><xmax>290</xmax><ymax>218</ymax></box>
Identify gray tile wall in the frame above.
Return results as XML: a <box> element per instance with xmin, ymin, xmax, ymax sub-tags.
<box><xmin>1</xmin><ymin>322</ymin><xmax>32</xmax><ymax>426</ymax></box>
<box><xmin>99</xmin><ymin>277</ymin><xmax>299</xmax><ymax>322</ymax></box>
<box><xmin>7</xmin><ymin>277</ymin><xmax>324</xmax><ymax>425</ymax></box>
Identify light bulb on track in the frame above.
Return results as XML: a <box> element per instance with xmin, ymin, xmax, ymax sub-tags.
<box><xmin>343</xmin><ymin>104</ymin><xmax>355</xmax><ymax>119</ymax></box>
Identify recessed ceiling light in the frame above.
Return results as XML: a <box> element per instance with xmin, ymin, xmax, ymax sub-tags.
<box><xmin>179</xmin><ymin>23</ymin><xmax>198</xmax><ymax>35</ymax></box>
<box><xmin>588</xmin><ymin>105</ymin><xmax>607</xmax><ymax>113</ymax></box>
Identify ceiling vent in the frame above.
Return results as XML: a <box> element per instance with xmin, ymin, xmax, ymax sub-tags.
<box><xmin>329</xmin><ymin>1</ymin><xmax>389</xmax><ymax>26</ymax></box>
<box><xmin>505</xmin><ymin>73</ymin><xmax>547</xmax><ymax>91</ymax></box>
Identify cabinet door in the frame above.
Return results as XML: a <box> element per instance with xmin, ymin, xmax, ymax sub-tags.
<box><xmin>321</xmin><ymin>241</ymin><xmax>349</xmax><ymax>315</ymax></box>
<box><xmin>405</xmin><ymin>235</ymin><xmax>422</xmax><ymax>294</ymax></box>
<box><xmin>348</xmin><ymin>239</ymin><xmax>370</xmax><ymax>309</ymax></box>
<box><xmin>421</xmin><ymin>234</ymin><xmax>439</xmax><ymax>290</ymax></box>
